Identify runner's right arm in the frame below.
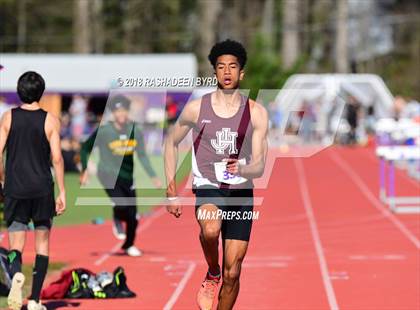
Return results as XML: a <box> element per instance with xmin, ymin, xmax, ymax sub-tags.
<box><xmin>163</xmin><ymin>99</ymin><xmax>200</xmax><ymax>197</ymax></box>
<box><xmin>163</xmin><ymin>98</ymin><xmax>200</xmax><ymax>218</ymax></box>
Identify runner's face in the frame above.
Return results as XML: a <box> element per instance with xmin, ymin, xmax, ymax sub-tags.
<box><xmin>215</xmin><ymin>54</ymin><xmax>244</xmax><ymax>90</ymax></box>
<box><xmin>113</xmin><ymin>108</ymin><xmax>129</xmax><ymax>124</ymax></box>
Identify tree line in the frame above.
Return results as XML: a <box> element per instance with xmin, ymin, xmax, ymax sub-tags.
<box><xmin>0</xmin><ymin>0</ymin><xmax>419</xmax><ymax>97</ymax></box>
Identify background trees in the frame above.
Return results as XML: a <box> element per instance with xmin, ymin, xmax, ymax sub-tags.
<box><xmin>0</xmin><ymin>0</ymin><xmax>418</xmax><ymax>97</ymax></box>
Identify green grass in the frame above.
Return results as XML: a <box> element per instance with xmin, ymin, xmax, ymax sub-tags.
<box><xmin>0</xmin><ymin>152</ymin><xmax>192</xmax><ymax>227</ymax></box>
<box><xmin>55</xmin><ymin>152</ymin><xmax>191</xmax><ymax>226</ymax></box>
<box><xmin>0</xmin><ymin>261</ymin><xmax>66</xmax><ymax>307</ymax></box>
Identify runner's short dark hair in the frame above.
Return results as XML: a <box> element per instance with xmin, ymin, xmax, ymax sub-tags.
<box><xmin>17</xmin><ymin>71</ymin><xmax>45</xmax><ymax>103</ymax></box>
<box><xmin>208</xmin><ymin>39</ymin><xmax>247</xmax><ymax>69</ymax></box>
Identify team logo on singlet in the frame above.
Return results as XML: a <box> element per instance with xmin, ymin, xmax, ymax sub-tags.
<box><xmin>211</xmin><ymin>128</ymin><xmax>238</xmax><ymax>155</ymax></box>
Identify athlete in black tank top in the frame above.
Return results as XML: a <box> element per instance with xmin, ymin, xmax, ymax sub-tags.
<box><xmin>4</xmin><ymin>107</ymin><xmax>53</xmax><ymax>198</ymax></box>
<box><xmin>0</xmin><ymin>71</ymin><xmax>65</xmax><ymax>310</ymax></box>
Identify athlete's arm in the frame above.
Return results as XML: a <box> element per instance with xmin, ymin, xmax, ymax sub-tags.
<box><xmin>0</xmin><ymin>111</ymin><xmax>12</xmax><ymax>190</ymax></box>
<box><xmin>134</xmin><ymin>126</ymin><xmax>162</xmax><ymax>188</ymax></box>
<box><xmin>45</xmin><ymin>113</ymin><xmax>66</xmax><ymax>215</ymax></box>
<box><xmin>79</xmin><ymin>127</ymin><xmax>99</xmax><ymax>185</ymax></box>
<box><xmin>164</xmin><ymin>98</ymin><xmax>200</xmax><ymax>197</ymax></box>
<box><xmin>163</xmin><ymin>98</ymin><xmax>200</xmax><ymax>217</ymax></box>
<box><xmin>226</xmin><ymin>100</ymin><xmax>268</xmax><ymax>179</ymax></box>
<box><xmin>80</xmin><ymin>127</ymin><xmax>99</xmax><ymax>171</ymax></box>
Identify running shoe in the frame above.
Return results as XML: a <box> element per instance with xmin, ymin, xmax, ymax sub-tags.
<box><xmin>7</xmin><ymin>272</ymin><xmax>25</xmax><ymax>310</ymax></box>
<box><xmin>197</xmin><ymin>273</ymin><xmax>220</xmax><ymax>310</ymax></box>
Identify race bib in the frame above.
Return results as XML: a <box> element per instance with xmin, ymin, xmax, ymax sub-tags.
<box><xmin>214</xmin><ymin>159</ymin><xmax>248</xmax><ymax>185</ymax></box>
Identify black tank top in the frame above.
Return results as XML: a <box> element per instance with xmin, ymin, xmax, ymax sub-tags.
<box><xmin>4</xmin><ymin>107</ymin><xmax>53</xmax><ymax>198</ymax></box>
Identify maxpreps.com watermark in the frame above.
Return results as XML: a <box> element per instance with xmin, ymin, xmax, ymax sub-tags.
<box><xmin>197</xmin><ymin>209</ymin><xmax>260</xmax><ymax>221</ymax></box>
<box><xmin>116</xmin><ymin>77</ymin><xmax>217</xmax><ymax>88</ymax></box>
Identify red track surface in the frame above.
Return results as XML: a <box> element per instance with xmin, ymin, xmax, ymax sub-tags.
<box><xmin>5</xmin><ymin>147</ymin><xmax>419</xmax><ymax>309</ymax></box>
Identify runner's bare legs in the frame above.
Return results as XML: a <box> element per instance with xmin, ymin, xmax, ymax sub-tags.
<box><xmin>218</xmin><ymin>239</ymin><xmax>248</xmax><ymax>309</ymax></box>
<box><xmin>196</xmin><ymin>204</ymin><xmax>222</xmax><ymax>275</ymax></box>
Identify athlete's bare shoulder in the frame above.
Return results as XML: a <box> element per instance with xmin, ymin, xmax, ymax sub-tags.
<box><xmin>249</xmin><ymin>99</ymin><xmax>268</xmax><ymax>129</ymax></box>
<box><xmin>0</xmin><ymin>110</ymin><xmax>12</xmax><ymax>130</ymax></box>
<box><xmin>179</xmin><ymin>97</ymin><xmax>201</xmax><ymax>126</ymax></box>
<box><xmin>45</xmin><ymin>112</ymin><xmax>61</xmax><ymax>133</ymax></box>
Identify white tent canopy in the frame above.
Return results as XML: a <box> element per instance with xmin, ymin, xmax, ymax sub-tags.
<box><xmin>0</xmin><ymin>54</ymin><xmax>197</xmax><ymax>93</ymax></box>
<box><xmin>277</xmin><ymin>74</ymin><xmax>394</xmax><ymax>117</ymax></box>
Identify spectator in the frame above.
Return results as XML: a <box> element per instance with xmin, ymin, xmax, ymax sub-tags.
<box><xmin>60</xmin><ymin>113</ymin><xmax>72</xmax><ymax>139</ymax></box>
<box><xmin>69</xmin><ymin>95</ymin><xmax>88</xmax><ymax>140</ymax></box>
<box><xmin>393</xmin><ymin>96</ymin><xmax>406</xmax><ymax>120</ymax></box>
<box><xmin>345</xmin><ymin>96</ymin><xmax>361</xmax><ymax>144</ymax></box>
<box><xmin>61</xmin><ymin>138</ymin><xmax>78</xmax><ymax>172</ymax></box>
<box><xmin>301</xmin><ymin>100</ymin><xmax>317</xmax><ymax>143</ymax></box>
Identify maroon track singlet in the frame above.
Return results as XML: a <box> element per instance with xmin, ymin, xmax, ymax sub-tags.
<box><xmin>192</xmin><ymin>92</ymin><xmax>253</xmax><ymax>189</ymax></box>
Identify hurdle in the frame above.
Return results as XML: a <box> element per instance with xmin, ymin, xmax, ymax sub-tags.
<box><xmin>376</xmin><ymin>145</ymin><xmax>420</xmax><ymax>214</ymax></box>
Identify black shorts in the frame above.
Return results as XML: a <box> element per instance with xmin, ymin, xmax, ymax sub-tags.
<box><xmin>4</xmin><ymin>192</ymin><xmax>55</xmax><ymax>228</ymax></box>
<box><xmin>195</xmin><ymin>186</ymin><xmax>254</xmax><ymax>241</ymax></box>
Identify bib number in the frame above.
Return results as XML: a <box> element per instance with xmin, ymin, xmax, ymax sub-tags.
<box><xmin>214</xmin><ymin>159</ymin><xmax>247</xmax><ymax>185</ymax></box>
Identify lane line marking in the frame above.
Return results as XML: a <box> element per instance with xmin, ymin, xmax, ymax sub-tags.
<box><xmin>163</xmin><ymin>261</ymin><xmax>196</xmax><ymax>310</ymax></box>
<box><xmin>94</xmin><ymin>207</ymin><xmax>167</xmax><ymax>266</ymax></box>
<box><xmin>295</xmin><ymin>158</ymin><xmax>339</xmax><ymax>310</ymax></box>
<box><xmin>330</xmin><ymin>151</ymin><xmax>420</xmax><ymax>249</ymax></box>
<box><xmin>349</xmin><ymin>254</ymin><xmax>406</xmax><ymax>261</ymax></box>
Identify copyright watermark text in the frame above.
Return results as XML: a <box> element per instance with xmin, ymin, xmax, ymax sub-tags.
<box><xmin>116</xmin><ymin>77</ymin><xmax>217</xmax><ymax>88</ymax></box>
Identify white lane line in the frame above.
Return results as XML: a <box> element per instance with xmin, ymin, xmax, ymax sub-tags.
<box><xmin>329</xmin><ymin>271</ymin><xmax>349</xmax><ymax>280</ymax></box>
<box><xmin>242</xmin><ymin>262</ymin><xmax>288</xmax><ymax>268</ymax></box>
<box><xmin>330</xmin><ymin>151</ymin><xmax>420</xmax><ymax>249</ymax></box>
<box><xmin>295</xmin><ymin>158</ymin><xmax>340</xmax><ymax>310</ymax></box>
<box><xmin>349</xmin><ymin>254</ymin><xmax>406</xmax><ymax>261</ymax></box>
<box><xmin>94</xmin><ymin>207</ymin><xmax>167</xmax><ymax>266</ymax></box>
<box><xmin>94</xmin><ymin>241</ymin><xmax>123</xmax><ymax>266</ymax></box>
<box><xmin>163</xmin><ymin>261</ymin><xmax>196</xmax><ymax>310</ymax></box>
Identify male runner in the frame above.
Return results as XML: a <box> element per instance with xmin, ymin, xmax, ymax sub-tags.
<box><xmin>80</xmin><ymin>95</ymin><xmax>162</xmax><ymax>257</ymax></box>
<box><xmin>0</xmin><ymin>71</ymin><xmax>66</xmax><ymax>310</ymax></box>
<box><xmin>164</xmin><ymin>40</ymin><xmax>268</xmax><ymax>310</ymax></box>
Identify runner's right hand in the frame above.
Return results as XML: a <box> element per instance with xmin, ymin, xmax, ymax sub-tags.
<box><xmin>166</xmin><ymin>198</ymin><xmax>182</xmax><ymax>218</ymax></box>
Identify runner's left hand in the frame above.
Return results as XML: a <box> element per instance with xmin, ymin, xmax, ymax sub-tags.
<box><xmin>224</xmin><ymin>158</ymin><xmax>242</xmax><ymax>175</ymax></box>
